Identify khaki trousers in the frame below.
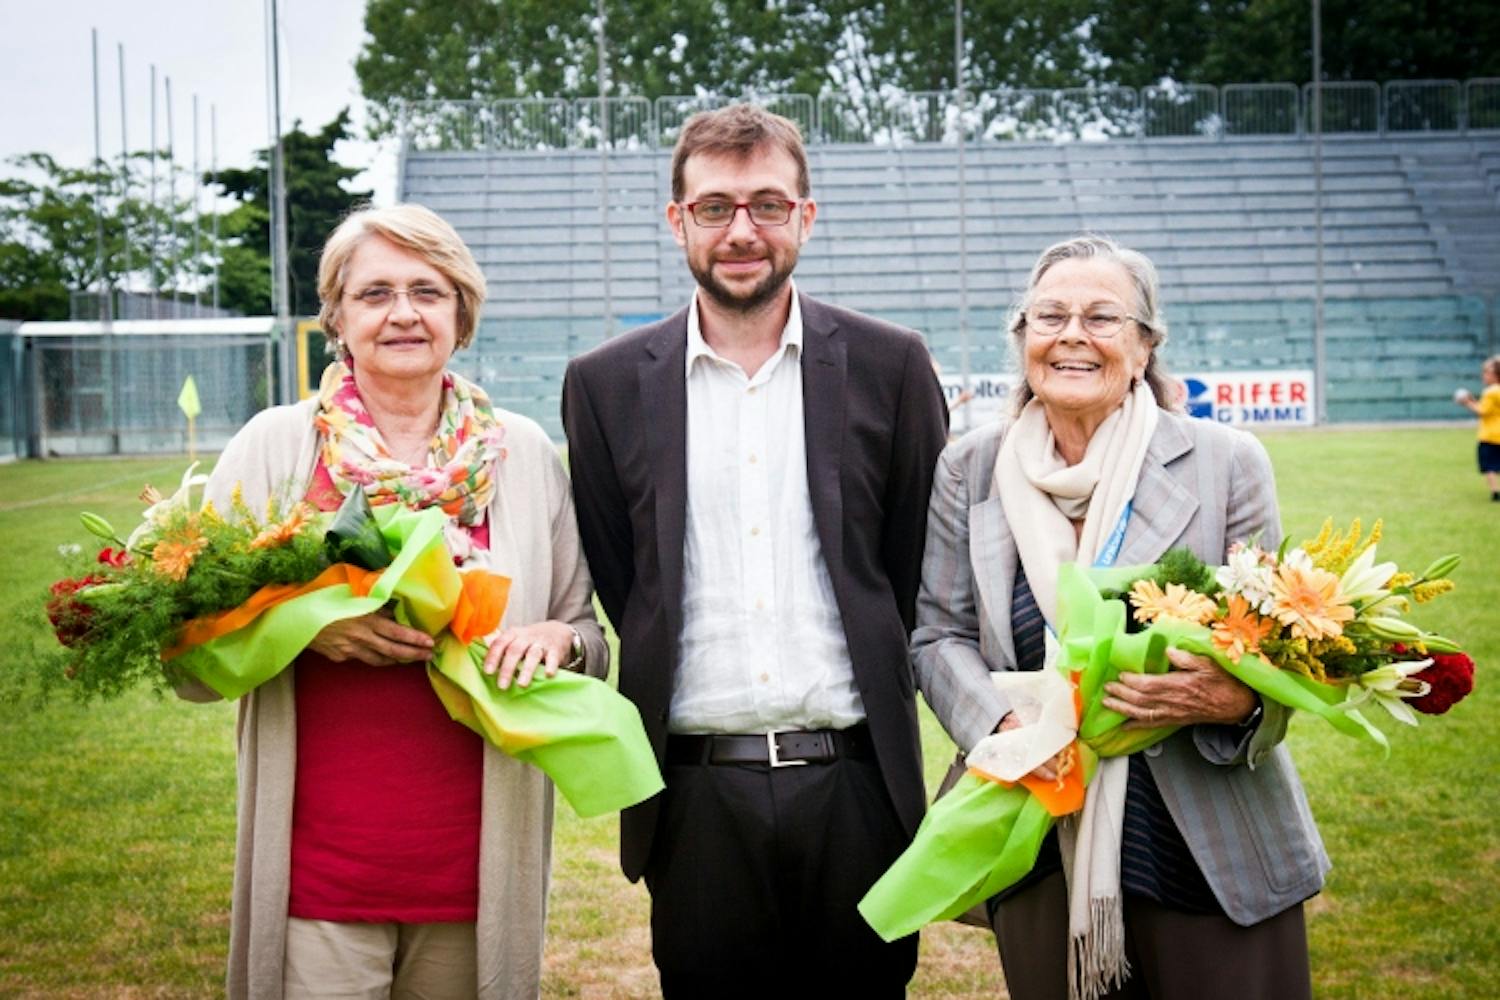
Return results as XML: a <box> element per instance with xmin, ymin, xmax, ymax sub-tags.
<box><xmin>283</xmin><ymin>918</ymin><xmax>478</xmax><ymax>1000</ymax></box>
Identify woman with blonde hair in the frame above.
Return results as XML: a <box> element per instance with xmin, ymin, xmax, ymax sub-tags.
<box><xmin>183</xmin><ymin>203</ymin><xmax>607</xmax><ymax>999</ymax></box>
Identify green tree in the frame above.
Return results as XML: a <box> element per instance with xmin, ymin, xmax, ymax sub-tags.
<box><xmin>213</xmin><ymin>109</ymin><xmax>370</xmax><ymax>316</ymax></box>
<box><xmin>1090</xmin><ymin>0</ymin><xmax>1500</xmax><ymax>86</ymax></box>
<box><xmin>355</xmin><ymin>0</ymin><xmax>1100</xmax><ymax>137</ymax></box>
<box><xmin>0</xmin><ymin>154</ymin><xmax>183</xmax><ymax>321</ymax></box>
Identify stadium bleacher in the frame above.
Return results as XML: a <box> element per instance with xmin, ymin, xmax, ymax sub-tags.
<box><xmin>401</xmin><ymin>130</ymin><xmax>1500</xmax><ymax>434</ymax></box>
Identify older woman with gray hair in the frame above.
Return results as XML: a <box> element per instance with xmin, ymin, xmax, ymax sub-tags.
<box><xmin>183</xmin><ymin>203</ymin><xmax>607</xmax><ymax>999</ymax></box>
<box><xmin>912</xmin><ymin>234</ymin><xmax>1327</xmax><ymax>999</ymax></box>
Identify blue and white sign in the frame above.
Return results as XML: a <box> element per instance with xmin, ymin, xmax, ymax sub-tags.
<box><xmin>1181</xmin><ymin>370</ymin><xmax>1315</xmax><ymax>427</ymax></box>
<box><xmin>937</xmin><ymin>372</ymin><xmax>1012</xmax><ymax>430</ymax></box>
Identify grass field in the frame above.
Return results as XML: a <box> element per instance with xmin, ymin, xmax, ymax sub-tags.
<box><xmin>1</xmin><ymin>428</ymin><xmax>1497</xmax><ymax>998</ymax></box>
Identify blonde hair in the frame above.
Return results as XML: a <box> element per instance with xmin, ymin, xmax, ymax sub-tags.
<box><xmin>316</xmin><ymin>203</ymin><xmax>487</xmax><ymax>351</ymax></box>
<box><xmin>1007</xmin><ymin>233</ymin><xmax>1175</xmax><ymax>413</ymax></box>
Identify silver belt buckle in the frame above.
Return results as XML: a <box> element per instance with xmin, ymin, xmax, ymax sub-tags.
<box><xmin>766</xmin><ymin>730</ymin><xmax>807</xmax><ymax>767</ymax></box>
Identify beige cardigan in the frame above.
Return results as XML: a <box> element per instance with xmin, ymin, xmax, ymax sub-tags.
<box><xmin>182</xmin><ymin>396</ymin><xmax>608</xmax><ymax>1000</ymax></box>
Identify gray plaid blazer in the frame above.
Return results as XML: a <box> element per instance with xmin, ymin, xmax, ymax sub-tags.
<box><xmin>912</xmin><ymin>410</ymin><xmax>1330</xmax><ymax>926</ymax></box>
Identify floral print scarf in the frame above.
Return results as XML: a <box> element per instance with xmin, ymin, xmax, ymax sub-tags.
<box><xmin>314</xmin><ymin>362</ymin><xmax>506</xmax><ymax>558</ymax></box>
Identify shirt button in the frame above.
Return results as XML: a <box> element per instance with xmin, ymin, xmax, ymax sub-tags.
<box><xmin>748</xmin><ymin>453</ymin><xmax>758</xmax><ymax>464</ymax></box>
<box><xmin>1145</xmin><ymin>743</ymin><xmax>1163</xmax><ymax>758</ymax></box>
<box><xmin>750</xmin><ymin>526</ymin><xmax>760</xmax><ymax>536</ymax></box>
<box><xmin>755</xmin><ymin>598</ymin><xmax>765</xmax><ymax>610</ymax></box>
<box><xmin>759</xmin><ymin>673</ymin><xmax>770</xmax><ymax>683</ymax></box>
<box><xmin>748</xmin><ymin>386</ymin><xmax>758</xmax><ymax>395</ymax></box>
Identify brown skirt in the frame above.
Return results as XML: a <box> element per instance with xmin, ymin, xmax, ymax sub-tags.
<box><xmin>990</xmin><ymin>870</ymin><xmax>1312</xmax><ymax>1000</ymax></box>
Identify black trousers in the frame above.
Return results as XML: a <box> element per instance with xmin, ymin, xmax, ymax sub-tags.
<box><xmin>644</xmin><ymin>752</ymin><xmax>918</xmax><ymax>998</ymax></box>
<box><xmin>991</xmin><ymin>870</ymin><xmax>1313</xmax><ymax>1000</ymax></box>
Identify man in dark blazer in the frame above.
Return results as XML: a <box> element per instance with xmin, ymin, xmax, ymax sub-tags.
<box><xmin>561</xmin><ymin>103</ymin><xmax>948</xmax><ymax>995</ymax></box>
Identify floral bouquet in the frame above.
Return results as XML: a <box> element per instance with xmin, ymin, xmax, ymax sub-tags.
<box><xmin>859</xmin><ymin>518</ymin><xmax>1474</xmax><ymax>941</ymax></box>
<box><xmin>35</xmin><ymin>465</ymin><xmax>663</xmax><ymax>819</ymax></box>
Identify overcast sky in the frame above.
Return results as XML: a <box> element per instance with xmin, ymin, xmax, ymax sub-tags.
<box><xmin>0</xmin><ymin>0</ymin><xmax>397</xmax><ymax>202</ymax></box>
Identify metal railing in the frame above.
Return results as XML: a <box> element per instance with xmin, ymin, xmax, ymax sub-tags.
<box><xmin>1222</xmin><ymin>84</ymin><xmax>1300</xmax><ymax>136</ymax></box>
<box><xmin>1303</xmin><ymin>81</ymin><xmax>1381</xmax><ymax>133</ymax></box>
<box><xmin>1386</xmin><ymin>80</ymin><xmax>1463</xmax><ymax>132</ymax></box>
<box><xmin>818</xmin><ymin>90</ymin><xmax>975</xmax><ymax>144</ymax></box>
<box><xmin>654</xmin><ymin>93</ymin><xmax>816</xmax><ymax>147</ymax></box>
<box><xmin>492</xmin><ymin>98</ymin><xmax>573</xmax><ymax>151</ymax></box>
<box><xmin>401</xmin><ymin>77</ymin><xmax>1500</xmax><ymax>151</ymax></box>
<box><xmin>1142</xmin><ymin>84</ymin><xmax>1220</xmax><ymax>138</ymax></box>
<box><xmin>573</xmin><ymin>97</ymin><xmax>653</xmax><ymax>149</ymax></box>
<box><xmin>1468</xmin><ymin>79</ymin><xmax>1500</xmax><ymax>130</ymax></box>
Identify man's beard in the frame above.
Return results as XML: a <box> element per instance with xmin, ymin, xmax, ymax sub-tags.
<box><xmin>688</xmin><ymin>249</ymin><xmax>799</xmax><ymax>315</ymax></box>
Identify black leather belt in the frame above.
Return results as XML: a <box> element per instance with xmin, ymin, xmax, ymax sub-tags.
<box><xmin>666</xmin><ymin>725</ymin><xmax>874</xmax><ymax>767</ymax></box>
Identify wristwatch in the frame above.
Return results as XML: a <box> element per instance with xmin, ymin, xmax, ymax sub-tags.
<box><xmin>563</xmin><ymin>626</ymin><xmax>585</xmax><ymax>672</ymax></box>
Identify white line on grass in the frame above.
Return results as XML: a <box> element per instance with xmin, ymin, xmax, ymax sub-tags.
<box><xmin>0</xmin><ymin>461</ymin><xmax>190</xmax><ymax>513</ymax></box>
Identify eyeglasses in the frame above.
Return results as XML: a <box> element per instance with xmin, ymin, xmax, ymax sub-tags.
<box><xmin>346</xmin><ymin>284</ymin><xmax>454</xmax><ymax>311</ymax></box>
<box><xmin>1024</xmin><ymin>304</ymin><xmax>1147</xmax><ymax>339</ymax></box>
<box><xmin>682</xmin><ymin>198</ymin><xmax>800</xmax><ymax>228</ymax></box>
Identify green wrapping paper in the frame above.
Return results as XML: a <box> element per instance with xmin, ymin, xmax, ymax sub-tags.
<box><xmin>859</xmin><ymin>561</ymin><xmax>1385</xmax><ymax>941</ymax></box>
<box><xmin>169</xmin><ymin>503</ymin><xmax>664</xmax><ymax>818</ymax></box>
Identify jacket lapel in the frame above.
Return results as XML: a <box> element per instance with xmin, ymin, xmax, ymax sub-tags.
<box><xmin>640</xmin><ymin>308</ymin><xmax>690</xmax><ymax>639</ymax></box>
<box><xmin>800</xmin><ymin>295</ymin><xmax>846</xmax><ymax>574</ymax></box>
<box><xmin>968</xmin><ymin>493</ymin><xmax>1020</xmax><ymax>667</ymax></box>
<box><xmin>1117</xmin><ymin>416</ymin><xmax>1198</xmax><ymax>566</ymax></box>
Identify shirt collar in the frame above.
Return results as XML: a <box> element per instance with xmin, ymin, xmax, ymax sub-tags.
<box><xmin>685</xmin><ymin>281</ymin><xmax>802</xmax><ymax>377</ymax></box>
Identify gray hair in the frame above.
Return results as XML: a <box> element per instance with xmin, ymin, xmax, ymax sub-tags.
<box><xmin>1007</xmin><ymin>234</ymin><xmax>1176</xmax><ymax>413</ymax></box>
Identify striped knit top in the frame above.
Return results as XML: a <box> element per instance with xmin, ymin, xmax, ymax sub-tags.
<box><xmin>994</xmin><ymin>566</ymin><xmax>1221</xmax><ymax>915</ymax></box>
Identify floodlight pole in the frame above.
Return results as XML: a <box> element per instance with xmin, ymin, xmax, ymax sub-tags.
<box><xmin>118</xmin><ymin>43</ymin><xmax>133</xmax><ymax>307</ymax></box>
<box><xmin>267</xmin><ymin>0</ymin><xmax>294</xmax><ymax>402</ymax></box>
<box><xmin>597</xmin><ymin>0</ymin><xmax>614</xmax><ymax>340</ymax></box>
<box><xmin>212</xmin><ymin>105</ymin><xmax>220</xmax><ymax>311</ymax></box>
<box><xmin>149</xmin><ymin>65</ymin><xmax>160</xmax><ymax>317</ymax></box>
<box><xmin>1312</xmin><ymin>0</ymin><xmax>1327</xmax><ymax>424</ymax></box>
<box><xmin>193</xmin><ymin>94</ymin><xmax>203</xmax><ymax>312</ymax></box>
<box><xmin>955</xmin><ymin>0</ymin><xmax>971</xmax><ymax>430</ymax></box>
<box><xmin>92</xmin><ymin>29</ymin><xmax>111</xmax><ymax>323</ymax></box>
<box><xmin>166</xmin><ymin>75</ymin><xmax>178</xmax><ymax>318</ymax></box>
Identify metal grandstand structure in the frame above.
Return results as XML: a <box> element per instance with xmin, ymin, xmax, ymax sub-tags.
<box><xmin>399</xmin><ymin>79</ymin><xmax>1500</xmax><ymax>151</ymax></box>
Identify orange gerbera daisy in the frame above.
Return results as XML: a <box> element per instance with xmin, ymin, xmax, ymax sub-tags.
<box><xmin>152</xmin><ymin>535</ymin><xmax>208</xmax><ymax>581</ymax></box>
<box><xmin>1270</xmin><ymin>561</ymin><xmax>1355</xmax><ymax>641</ymax></box>
<box><xmin>248</xmin><ymin>503</ymin><xmax>314</xmax><ymax>550</ymax></box>
<box><xmin>1211</xmin><ymin>594</ymin><xmax>1276</xmax><ymax>661</ymax></box>
<box><xmin>1129</xmin><ymin>579</ymin><xmax>1217</xmax><ymax>626</ymax></box>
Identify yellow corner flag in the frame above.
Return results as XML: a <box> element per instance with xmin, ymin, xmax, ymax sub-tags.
<box><xmin>177</xmin><ymin>375</ymin><xmax>202</xmax><ymax>420</ymax></box>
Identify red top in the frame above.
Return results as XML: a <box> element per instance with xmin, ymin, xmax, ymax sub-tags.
<box><xmin>287</xmin><ymin>461</ymin><xmax>487</xmax><ymax>923</ymax></box>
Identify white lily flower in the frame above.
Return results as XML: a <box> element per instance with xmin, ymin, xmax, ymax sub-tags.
<box><xmin>128</xmin><ymin>461</ymin><xmax>209</xmax><ymax>550</ymax></box>
<box><xmin>1340</xmin><ymin>545</ymin><xmax>1398</xmax><ymax>605</ymax></box>
<box><xmin>1280</xmin><ymin>547</ymin><xmax>1314</xmax><ymax>574</ymax></box>
<box><xmin>1216</xmin><ymin>546</ymin><xmax>1276</xmax><ymax>614</ymax></box>
<box><xmin>1342</xmin><ymin>660</ymin><xmax>1432</xmax><ymax>727</ymax></box>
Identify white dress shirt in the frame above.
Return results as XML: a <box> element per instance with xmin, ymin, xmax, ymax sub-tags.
<box><xmin>671</xmin><ymin>287</ymin><xmax>866</xmax><ymax>734</ymax></box>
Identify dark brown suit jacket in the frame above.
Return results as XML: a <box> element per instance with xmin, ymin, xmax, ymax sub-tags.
<box><xmin>561</xmin><ymin>292</ymin><xmax>949</xmax><ymax>880</ymax></box>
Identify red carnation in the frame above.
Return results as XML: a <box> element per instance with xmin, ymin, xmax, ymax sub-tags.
<box><xmin>45</xmin><ymin>575</ymin><xmax>105</xmax><ymax>647</ymax></box>
<box><xmin>97</xmin><ymin>547</ymin><xmax>130</xmax><ymax>567</ymax></box>
<box><xmin>1410</xmin><ymin>651</ymin><xmax>1476</xmax><ymax>715</ymax></box>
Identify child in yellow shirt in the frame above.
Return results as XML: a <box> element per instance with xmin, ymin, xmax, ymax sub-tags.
<box><xmin>1456</xmin><ymin>355</ymin><xmax>1500</xmax><ymax>501</ymax></box>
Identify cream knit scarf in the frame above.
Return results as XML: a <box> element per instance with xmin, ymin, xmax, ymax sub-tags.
<box><xmin>993</xmin><ymin>381</ymin><xmax>1158</xmax><ymax>1000</ymax></box>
